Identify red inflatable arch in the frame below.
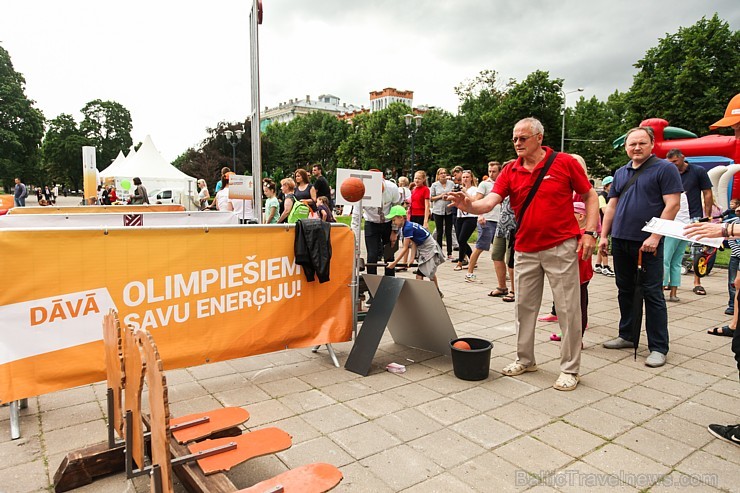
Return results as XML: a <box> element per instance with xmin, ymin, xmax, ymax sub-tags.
<box><xmin>641</xmin><ymin>118</ymin><xmax>740</xmax><ymax>163</ymax></box>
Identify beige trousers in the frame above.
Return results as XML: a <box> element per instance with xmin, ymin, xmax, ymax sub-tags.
<box><xmin>514</xmin><ymin>238</ymin><xmax>582</xmax><ymax>374</ymax></box>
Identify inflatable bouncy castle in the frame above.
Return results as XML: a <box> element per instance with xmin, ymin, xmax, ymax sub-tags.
<box><xmin>614</xmin><ymin>94</ymin><xmax>740</xmax><ymax>209</ymax></box>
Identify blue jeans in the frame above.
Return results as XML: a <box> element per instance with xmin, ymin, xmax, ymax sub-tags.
<box><xmin>728</xmin><ymin>256</ymin><xmax>739</xmax><ymax>311</ymax></box>
<box><xmin>612</xmin><ymin>238</ymin><xmax>669</xmax><ymax>355</ymax></box>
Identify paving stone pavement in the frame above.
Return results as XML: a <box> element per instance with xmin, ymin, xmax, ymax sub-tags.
<box><xmin>1</xmin><ymin>241</ymin><xmax>739</xmax><ymax>492</ymax></box>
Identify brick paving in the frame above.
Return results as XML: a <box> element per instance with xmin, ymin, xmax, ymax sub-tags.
<box><xmin>1</xmin><ymin>230</ymin><xmax>739</xmax><ymax>492</ymax></box>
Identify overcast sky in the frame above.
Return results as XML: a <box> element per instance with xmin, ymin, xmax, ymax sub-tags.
<box><xmin>1</xmin><ymin>1</ymin><xmax>738</xmax><ymax>163</ymax></box>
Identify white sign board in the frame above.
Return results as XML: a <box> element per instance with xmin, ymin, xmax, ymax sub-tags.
<box><xmin>229</xmin><ymin>175</ymin><xmax>254</xmax><ymax>200</ymax></box>
<box><xmin>335</xmin><ymin>169</ymin><xmax>383</xmax><ymax>207</ymax></box>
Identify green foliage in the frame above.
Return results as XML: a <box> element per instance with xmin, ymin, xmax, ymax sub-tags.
<box><xmin>80</xmin><ymin>99</ymin><xmax>134</xmax><ymax>170</ymax></box>
<box><xmin>174</xmin><ymin>121</ymin><xmax>250</xmax><ymax>191</ymax></box>
<box><xmin>627</xmin><ymin>14</ymin><xmax>740</xmax><ymax>134</ymax></box>
<box><xmin>0</xmin><ymin>44</ymin><xmax>45</xmax><ymax>190</ymax></box>
<box><xmin>566</xmin><ymin>91</ymin><xmax>632</xmax><ymax>176</ymax></box>
<box><xmin>41</xmin><ymin>114</ymin><xmax>90</xmax><ymax>191</ymax></box>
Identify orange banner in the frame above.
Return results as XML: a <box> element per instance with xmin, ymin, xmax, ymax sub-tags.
<box><xmin>7</xmin><ymin>204</ymin><xmax>185</xmax><ymax>215</ymax></box>
<box><xmin>0</xmin><ymin>225</ymin><xmax>353</xmax><ymax>402</ymax></box>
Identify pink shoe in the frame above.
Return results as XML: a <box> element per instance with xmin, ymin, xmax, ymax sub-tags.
<box><xmin>538</xmin><ymin>314</ymin><xmax>558</xmax><ymax>322</ymax></box>
<box><xmin>550</xmin><ymin>333</ymin><xmax>562</xmax><ymax>341</ymax></box>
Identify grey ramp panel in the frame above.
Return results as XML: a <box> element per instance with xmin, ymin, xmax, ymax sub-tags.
<box><xmin>364</xmin><ymin>275</ymin><xmax>456</xmax><ymax>356</ymax></box>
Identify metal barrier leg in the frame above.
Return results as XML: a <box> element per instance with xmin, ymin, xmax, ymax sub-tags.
<box><xmin>325</xmin><ymin>344</ymin><xmax>340</xmax><ymax>368</ymax></box>
<box><xmin>10</xmin><ymin>400</ymin><xmax>21</xmax><ymax>440</ymax></box>
<box><xmin>311</xmin><ymin>344</ymin><xmax>340</xmax><ymax>368</ymax></box>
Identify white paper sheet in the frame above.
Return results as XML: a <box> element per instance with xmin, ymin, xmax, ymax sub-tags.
<box><xmin>642</xmin><ymin>217</ymin><xmax>724</xmax><ymax>248</ymax></box>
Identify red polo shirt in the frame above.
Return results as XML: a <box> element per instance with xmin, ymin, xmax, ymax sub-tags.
<box><xmin>493</xmin><ymin>147</ymin><xmax>591</xmax><ymax>253</ymax></box>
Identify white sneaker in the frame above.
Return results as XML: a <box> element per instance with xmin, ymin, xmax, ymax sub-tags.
<box><xmin>464</xmin><ymin>274</ymin><xmax>479</xmax><ymax>283</ymax></box>
<box><xmin>602</xmin><ymin>266</ymin><xmax>615</xmax><ymax>277</ymax></box>
<box><xmin>594</xmin><ymin>265</ymin><xmax>603</xmax><ymax>274</ymax></box>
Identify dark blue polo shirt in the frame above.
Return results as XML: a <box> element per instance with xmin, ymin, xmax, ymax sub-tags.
<box><xmin>679</xmin><ymin>162</ymin><xmax>712</xmax><ymax>219</ymax></box>
<box><xmin>608</xmin><ymin>155</ymin><xmax>683</xmax><ymax>242</ymax></box>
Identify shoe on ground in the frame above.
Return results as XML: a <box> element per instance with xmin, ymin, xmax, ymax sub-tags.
<box><xmin>645</xmin><ymin>351</ymin><xmax>667</xmax><ymax>368</ymax></box>
<box><xmin>668</xmin><ymin>296</ymin><xmax>680</xmax><ymax>302</ymax></box>
<box><xmin>553</xmin><ymin>372</ymin><xmax>579</xmax><ymax>391</ymax></box>
<box><xmin>464</xmin><ymin>274</ymin><xmax>478</xmax><ymax>283</ymax></box>
<box><xmin>550</xmin><ymin>333</ymin><xmax>562</xmax><ymax>342</ymax></box>
<box><xmin>707</xmin><ymin>424</ymin><xmax>740</xmax><ymax>447</ymax></box>
<box><xmin>437</xmin><ymin>289</ymin><xmax>444</xmax><ymax>299</ymax></box>
<box><xmin>603</xmin><ymin>337</ymin><xmax>633</xmax><ymax>349</ymax></box>
<box><xmin>594</xmin><ymin>265</ymin><xmax>603</xmax><ymax>274</ymax></box>
<box><xmin>602</xmin><ymin>265</ymin><xmax>615</xmax><ymax>277</ymax></box>
<box><xmin>725</xmin><ymin>307</ymin><xmax>734</xmax><ymax>316</ymax></box>
<box><xmin>501</xmin><ymin>362</ymin><xmax>537</xmax><ymax>376</ymax></box>
<box><xmin>538</xmin><ymin>314</ymin><xmax>558</xmax><ymax>322</ymax></box>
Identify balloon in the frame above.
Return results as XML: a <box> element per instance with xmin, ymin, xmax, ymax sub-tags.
<box><xmin>121</xmin><ymin>180</ymin><xmax>131</xmax><ymax>190</ymax></box>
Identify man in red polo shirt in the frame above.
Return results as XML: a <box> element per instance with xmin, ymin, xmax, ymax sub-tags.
<box><xmin>447</xmin><ymin>117</ymin><xmax>598</xmax><ymax>391</ymax></box>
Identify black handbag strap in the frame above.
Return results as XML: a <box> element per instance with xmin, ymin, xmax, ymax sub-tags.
<box><xmin>619</xmin><ymin>155</ymin><xmax>656</xmax><ymax>199</ymax></box>
<box><xmin>516</xmin><ymin>151</ymin><xmax>559</xmax><ymax>224</ymax></box>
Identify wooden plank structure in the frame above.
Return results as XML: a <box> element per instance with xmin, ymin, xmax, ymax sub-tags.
<box><xmin>54</xmin><ymin>311</ymin><xmax>343</xmax><ymax>492</ymax></box>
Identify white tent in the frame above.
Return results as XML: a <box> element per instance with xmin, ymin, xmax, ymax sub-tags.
<box><xmin>99</xmin><ymin>135</ymin><xmax>197</xmax><ymax>205</ymax></box>
<box><xmin>100</xmin><ymin>150</ymin><xmax>127</xmax><ymax>178</ymax></box>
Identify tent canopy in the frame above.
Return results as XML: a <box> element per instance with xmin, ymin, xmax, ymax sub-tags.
<box><xmin>99</xmin><ymin>135</ymin><xmax>196</xmax><ymax>195</ymax></box>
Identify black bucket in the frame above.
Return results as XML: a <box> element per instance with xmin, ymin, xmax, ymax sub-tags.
<box><xmin>450</xmin><ymin>337</ymin><xmax>492</xmax><ymax>381</ymax></box>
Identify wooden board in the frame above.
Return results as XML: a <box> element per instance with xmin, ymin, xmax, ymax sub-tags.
<box><xmin>138</xmin><ymin>329</ymin><xmax>174</xmax><ymax>493</ymax></box>
<box><xmin>188</xmin><ymin>427</ymin><xmax>292</xmax><ymax>475</ymax></box>
<box><xmin>236</xmin><ymin>463</ymin><xmax>342</xmax><ymax>493</ymax></box>
<box><xmin>171</xmin><ymin>407</ymin><xmax>250</xmax><ymax>444</ymax></box>
<box><xmin>102</xmin><ymin>310</ymin><xmax>124</xmax><ymax>439</ymax></box>
<box><xmin>122</xmin><ymin>325</ymin><xmax>146</xmax><ymax>469</ymax></box>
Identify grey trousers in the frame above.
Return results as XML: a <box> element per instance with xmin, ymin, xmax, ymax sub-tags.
<box><xmin>514</xmin><ymin>238</ymin><xmax>582</xmax><ymax>374</ymax></box>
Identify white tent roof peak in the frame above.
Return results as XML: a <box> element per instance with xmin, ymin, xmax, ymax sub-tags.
<box><xmin>99</xmin><ymin>135</ymin><xmax>196</xmax><ymax>191</ymax></box>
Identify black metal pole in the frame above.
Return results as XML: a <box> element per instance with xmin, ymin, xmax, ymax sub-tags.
<box><xmin>231</xmin><ymin>142</ymin><xmax>237</xmax><ymax>174</ymax></box>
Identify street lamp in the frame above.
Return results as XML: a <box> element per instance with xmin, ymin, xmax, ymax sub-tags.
<box><xmin>560</xmin><ymin>87</ymin><xmax>584</xmax><ymax>152</ymax></box>
<box><xmin>403</xmin><ymin>113</ymin><xmax>422</xmax><ymax>175</ymax></box>
<box><xmin>224</xmin><ymin>128</ymin><xmax>244</xmax><ymax>174</ymax></box>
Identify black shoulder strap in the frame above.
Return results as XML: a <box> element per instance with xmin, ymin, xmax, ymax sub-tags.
<box><xmin>619</xmin><ymin>155</ymin><xmax>656</xmax><ymax>198</ymax></box>
<box><xmin>516</xmin><ymin>151</ymin><xmax>559</xmax><ymax>224</ymax></box>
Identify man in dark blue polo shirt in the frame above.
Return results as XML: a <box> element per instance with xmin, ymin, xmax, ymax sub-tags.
<box><xmin>666</xmin><ymin>148</ymin><xmax>714</xmax><ymax>297</ymax></box>
<box><xmin>599</xmin><ymin>127</ymin><xmax>683</xmax><ymax>368</ymax></box>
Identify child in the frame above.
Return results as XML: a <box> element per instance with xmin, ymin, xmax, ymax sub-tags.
<box><xmin>317</xmin><ymin>196</ymin><xmax>335</xmax><ymax>222</ymax></box>
<box><xmin>386</xmin><ymin>205</ymin><xmax>446</xmax><ymax>297</ymax></box>
<box><xmin>551</xmin><ymin>202</ymin><xmax>593</xmax><ymax>342</ymax></box>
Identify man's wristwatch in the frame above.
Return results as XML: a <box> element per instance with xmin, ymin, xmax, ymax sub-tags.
<box><xmin>583</xmin><ymin>231</ymin><xmax>598</xmax><ymax>238</ymax></box>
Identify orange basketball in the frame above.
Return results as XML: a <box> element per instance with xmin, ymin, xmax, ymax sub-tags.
<box><xmin>453</xmin><ymin>340</ymin><xmax>471</xmax><ymax>351</ymax></box>
<box><xmin>340</xmin><ymin>177</ymin><xmax>366</xmax><ymax>203</ymax></box>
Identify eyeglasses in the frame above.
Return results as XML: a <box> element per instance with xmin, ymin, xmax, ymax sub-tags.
<box><xmin>511</xmin><ymin>133</ymin><xmax>540</xmax><ymax>144</ymax></box>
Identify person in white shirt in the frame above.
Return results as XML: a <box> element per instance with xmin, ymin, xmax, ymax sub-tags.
<box><xmin>363</xmin><ymin>172</ymin><xmax>402</xmax><ymax>277</ymax></box>
<box><xmin>662</xmin><ymin>192</ymin><xmax>690</xmax><ymax>302</ymax></box>
<box><xmin>465</xmin><ymin>162</ymin><xmax>502</xmax><ymax>282</ymax></box>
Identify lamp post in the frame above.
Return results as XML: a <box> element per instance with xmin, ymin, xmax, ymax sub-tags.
<box><xmin>403</xmin><ymin>113</ymin><xmax>422</xmax><ymax>176</ymax></box>
<box><xmin>560</xmin><ymin>87</ymin><xmax>584</xmax><ymax>152</ymax></box>
<box><xmin>224</xmin><ymin>129</ymin><xmax>244</xmax><ymax>174</ymax></box>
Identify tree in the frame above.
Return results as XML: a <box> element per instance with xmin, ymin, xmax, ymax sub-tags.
<box><xmin>566</xmin><ymin>91</ymin><xmax>632</xmax><ymax>176</ymax></box>
<box><xmin>494</xmin><ymin>70</ymin><xmax>564</xmax><ymax>154</ymax></box>
<box><xmin>80</xmin><ymin>99</ymin><xmax>134</xmax><ymax>170</ymax></box>
<box><xmin>173</xmin><ymin>120</ymin><xmax>251</xmax><ymax>191</ymax></box>
<box><xmin>41</xmin><ymin>114</ymin><xmax>90</xmax><ymax>192</ymax></box>
<box><xmin>627</xmin><ymin>14</ymin><xmax>740</xmax><ymax>134</ymax></box>
<box><xmin>0</xmin><ymin>44</ymin><xmax>45</xmax><ymax>190</ymax></box>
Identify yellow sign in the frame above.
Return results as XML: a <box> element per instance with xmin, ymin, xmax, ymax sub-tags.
<box><xmin>0</xmin><ymin>225</ymin><xmax>353</xmax><ymax>402</ymax></box>
<box><xmin>82</xmin><ymin>146</ymin><xmax>98</xmax><ymax>204</ymax></box>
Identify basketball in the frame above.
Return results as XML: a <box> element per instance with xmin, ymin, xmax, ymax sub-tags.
<box><xmin>452</xmin><ymin>340</ymin><xmax>471</xmax><ymax>351</ymax></box>
<box><xmin>340</xmin><ymin>177</ymin><xmax>365</xmax><ymax>203</ymax></box>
